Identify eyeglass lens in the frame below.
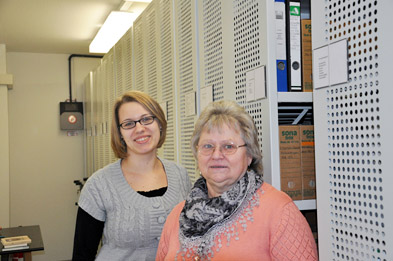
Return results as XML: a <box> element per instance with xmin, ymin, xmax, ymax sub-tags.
<box><xmin>198</xmin><ymin>143</ymin><xmax>246</xmax><ymax>155</ymax></box>
<box><xmin>120</xmin><ymin>116</ymin><xmax>155</xmax><ymax>129</ymax></box>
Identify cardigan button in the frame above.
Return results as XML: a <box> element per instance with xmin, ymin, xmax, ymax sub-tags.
<box><xmin>157</xmin><ymin>216</ymin><xmax>166</xmax><ymax>224</ymax></box>
<box><xmin>153</xmin><ymin>202</ymin><xmax>160</xmax><ymax>209</ymax></box>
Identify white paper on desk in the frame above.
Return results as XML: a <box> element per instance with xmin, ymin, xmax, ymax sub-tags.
<box><xmin>200</xmin><ymin>85</ymin><xmax>213</xmax><ymax>111</ymax></box>
<box><xmin>185</xmin><ymin>92</ymin><xmax>196</xmax><ymax>117</ymax></box>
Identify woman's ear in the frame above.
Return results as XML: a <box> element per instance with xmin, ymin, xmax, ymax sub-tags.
<box><xmin>247</xmin><ymin>156</ymin><xmax>252</xmax><ymax>167</ymax></box>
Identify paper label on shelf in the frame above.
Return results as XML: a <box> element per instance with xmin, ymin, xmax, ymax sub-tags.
<box><xmin>246</xmin><ymin>66</ymin><xmax>266</xmax><ymax>102</ymax></box>
<box><xmin>185</xmin><ymin>91</ymin><xmax>196</xmax><ymax>117</ymax></box>
<box><xmin>200</xmin><ymin>85</ymin><xmax>213</xmax><ymax>111</ymax></box>
<box><xmin>313</xmin><ymin>39</ymin><xmax>348</xmax><ymax>89</ymax></box>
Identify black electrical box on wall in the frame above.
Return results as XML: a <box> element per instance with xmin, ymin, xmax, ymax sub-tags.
<box><xmin>60</xmin><ymin>102</ymin><xmax>84</xmax><ymax>130</ymax></box>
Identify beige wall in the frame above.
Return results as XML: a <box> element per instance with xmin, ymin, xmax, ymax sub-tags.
<box><xmin>0</xmin><ymin>44</ymin><xmax>10</xmax><ymax>227</ymax></box>
<box><xmin>6</xmin><ymin>52</ymin><xmax>100</xmax><ymax>261</ymax></box>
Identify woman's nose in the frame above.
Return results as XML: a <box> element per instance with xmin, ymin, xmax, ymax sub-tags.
<box><xmin>211</xmin><ymin>146</ymin><xmax>224</xmax><ymax>158</ymax></box>
<box><xmin>134</xmin><ymin>121</ymin><xmax>145</xmax><ymax>132</ymax></box>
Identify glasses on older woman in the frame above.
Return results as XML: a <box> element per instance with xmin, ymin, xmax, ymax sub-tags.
<box><xmin>197</xmin><ymin>142</ymin><xmax>247</xmax><ymax>156</ymax></box>
<box><xmin>119</xmin><ymin>115</ymin><xmax>156</xmax><ymax>130</ymax></box>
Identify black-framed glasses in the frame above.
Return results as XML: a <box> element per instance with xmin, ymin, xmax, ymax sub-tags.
<box><xmin>197</xmin><ymin>142</ymin><xmax>247</xmax><ymax>156</ymax></box>
<box><xmin>119</xmin><ymin>116</ymin><xmax>156</xmax><ymax>130</ymax></box>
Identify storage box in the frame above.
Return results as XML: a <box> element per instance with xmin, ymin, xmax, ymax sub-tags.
<box><xmin>279</xmin><ymin>125</ymin><xmax>302</xmax><ymax>200</ymax></box>
<box><xmin>300</xmin><ymin>125</ymin><xmax>316</xmax><ymax>199</ymax></box>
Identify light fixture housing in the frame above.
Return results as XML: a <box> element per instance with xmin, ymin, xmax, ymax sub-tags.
<box><xmin>125</xmin><ymin>0</ymin><xmax>152</xmax><ymax>2</ymax></box>
<box><xmin>89</xmin><ymin>11</ymin><xmax>137</xmax><ymax>54</ymax></box>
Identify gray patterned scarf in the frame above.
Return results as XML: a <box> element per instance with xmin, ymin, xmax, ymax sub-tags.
<box><xmin>178</xmin><ymin>170</ymin><xmax>263</xmax><ymax>260</ymax></box>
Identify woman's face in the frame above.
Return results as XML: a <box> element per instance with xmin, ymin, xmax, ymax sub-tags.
<box><xmin>197</xmin><ymin>124</ymin><xmax>252</xmax><ymax>197</ymax></box>
<box><xmin>118</xmin><ymin>101</ymin><xmax>160</xmax><ymax>157</ymax></box>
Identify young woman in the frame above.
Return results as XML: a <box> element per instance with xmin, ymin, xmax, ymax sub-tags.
<box><xmin>73</xmin><ymin>91</ymin><xmax>191</xmax><ymax>261</ymax></box>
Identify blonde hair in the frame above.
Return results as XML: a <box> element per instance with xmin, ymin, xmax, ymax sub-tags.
<box><xmin>191</xmin><ymin>100</ymin><xmax>263</xmax><ymax>174</ymax></box>
<box><xmin>111</xmin><ymin>91</ymin><xmax>167</xmax><ymax>159</ymax></box>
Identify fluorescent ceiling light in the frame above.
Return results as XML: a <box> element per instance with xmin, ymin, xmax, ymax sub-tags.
<box><xmin>89</xmin><ymin>11</ymin><xmax>137</xmax><ymax>54</ymax></box>
<box><xmin>124</xmin><ymin>0</ymin><xmax>152</xmax><ymax>2</ymax></box>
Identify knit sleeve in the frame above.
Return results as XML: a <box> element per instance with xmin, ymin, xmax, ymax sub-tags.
<box><xmin>78</xmin><ymin>173</ymin><xmax>107</xmax><ymax>222</ymax></box>
<box><xmin>271</xmin><ymin>202</ymin><xmax>318</xmax><ymax>260</ymax></box>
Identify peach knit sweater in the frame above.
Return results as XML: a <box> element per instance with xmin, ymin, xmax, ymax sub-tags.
<box><xmin>156</xmin><ymin>183</ymin><xmax>318</xmax><ymax>261</ymax></box>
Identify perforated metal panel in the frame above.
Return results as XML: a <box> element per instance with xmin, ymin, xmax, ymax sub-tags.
<box><xmin>145</xmin><ymin>2</ymin><xmax>159</xmax><ymax>100</ymax></box>
<box><xmin>159</xmin><ymin>0</ymin><xmax>177</xmax><ymax>162</ymax></box>
<box><xmin>174</xmin><ymin>0</ymin><xmax>199</xmax><ymax>182</ymax></box>
<box><xmin>114</xmin><ymin>37</ymin><xmax>124</xmax><ymax>98</ymax></box>
<box><xmin>313</xmin><ymin>1</ymin><xmax>393</xmax><ymax>260</ymax></box>
<box><xmin>198</xmin><ymin>0</ymin><xmax>278</xmax><ymax>188</ymax></box>
<box><xmin>84</xmin><ymin>72</ymin><xmax>94</xmax><ymax>177</ymax></box>
<box><xmin>133</xmin><ymin>15</ymin><xmax>146</xmax><ymax>92</ymax></box>
<box><xmin>104</xmin><ymin>50</ymin><xmax>117</xmax><ymax>164</ymax></box>
<box><xmin>96</xmin><ymin>64</ymin><xmax>105</xmax><ymax>170</ymax></box>
<box><xmin>200</xmin><ymin>0</ymin><xmax>224</xmax><ymax>101</ymax></box>
<box><xmin>120</xmin><ymin>28</ymin><xmax>133</xmax><ymax>92</ymax></box>
<box><xmin>232</xmin><ymin>0</ymin><xmax>264</xmax><ymax>153</ymax></box>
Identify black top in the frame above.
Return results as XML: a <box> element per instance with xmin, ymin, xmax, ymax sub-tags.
<box><xmin>72</xmin><ymin>186</ymin><xmax>168</xmax><ymax>261</ymax></box>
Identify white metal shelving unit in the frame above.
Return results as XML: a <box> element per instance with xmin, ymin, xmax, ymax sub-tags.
<box><xmin>83</xmin><ymin>0</ymin><xmax>317</xmax><ymax>210</ymax></box>
<box><xmin>313</xmin><ymin>1</ymin><xmax>393</xmax><ymax>260</ymax></box>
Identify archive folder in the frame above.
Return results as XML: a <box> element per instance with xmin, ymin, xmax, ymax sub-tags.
<box><xmin>287</xmin><ymin>0</ymin><xmax>302</xmax><ymax>91</ymax></box>
<box><xmin>275</xmin><ymin>0</ymin><xmax>288</xmax><ymax>92</ymax></box>
<box><xmin>301</xmin><ymin>19</ymin><xmax>313</xmax><ymax>92</ymax></box>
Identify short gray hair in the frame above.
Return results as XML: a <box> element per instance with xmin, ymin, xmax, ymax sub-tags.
<box><xmin>191</xmin><ymin>100</ymin><xmax>263</xmax><ymax>175</ymax></box>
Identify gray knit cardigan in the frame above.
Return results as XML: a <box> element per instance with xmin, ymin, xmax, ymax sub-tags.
<box><xmin>78</xmin><ymin>157</ymin><xmax>192</xmax><ymax>261</ymax></box>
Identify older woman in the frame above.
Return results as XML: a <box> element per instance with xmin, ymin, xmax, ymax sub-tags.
<box><xmin>156</xmin><ymin>100</ymin><xmax>318</xmax><ymax>260</ymax></box>
<box><xmin>73</xmin><ymin>91</ymin><xmax>191</xmax><ymax>260</ymax></box>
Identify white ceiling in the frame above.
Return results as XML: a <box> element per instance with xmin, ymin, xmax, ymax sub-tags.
<box><xmin>0</xmin><ymin>0</ymin><xmax>149</xmax><ymax>55</ymax></box>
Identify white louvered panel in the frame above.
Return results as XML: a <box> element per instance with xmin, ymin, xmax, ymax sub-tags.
<box><xmin>100</xmin><ymin>56</ymin><xmax>109</xmax><ymax>167</ymax></box>
<box><xmin>114</xmin><ymin>38</ymin><xmax>124</xmax><ymax>99</ymax></box>
<box><xmin>84</xmin><ymin>72</ymin><xmax>94</xmax><ymax>177</ymax></box>
<box><xmin>174</xmin><ymin>0</ymin><xmax>199</xmax><ymax>183</ymax></box>
<box><xmin>159</xmin><ymin>0</ymin><xmax>176</xmax><ymax>162</ymax></box>
<box><xmin>133</xmin><ymin>15</ymin><xmax>147</xmax><ymax>92</ymax></box>
<box><xmin>145</xmin><ymin>1</ymin><xmax>159</xmax><ymax>100</ymax></box>
<box><xmin>91</xmin><ymin>69</ymin><xmax>100</xmax><ymax>172</ymax></box>
<box><xmin>96</xmin><ymin>65</ymin><xmax>104</xmax><ymax>170</ymax></box>
<box><xmin>312</xmin><ymin>1</ymin><xmax>393</xmax><ymax>260</ymax></box>
<box><xmin>122</xmin><ymin>28</ymin><xmax>133</xmax><ymax>92</ymax></box>
<box><xmin>104</xmin><ymin>50</ymin><xmax>117</xmax><ymax>163</ymax></box>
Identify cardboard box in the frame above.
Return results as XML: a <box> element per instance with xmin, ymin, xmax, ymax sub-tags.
<box><xmin>279</xmin><ymin>125</ymin><xmax>302</xmax><ymax>200</ymax></box>
<box><xmin>301</xmin><ymin>19</ymin><xmax>313</xmax><ymax>92</ymax></box>
<box><xmin>300</xmin><ymin>125</ymin><xmax>316</xmax><ymax>199</ymax></box>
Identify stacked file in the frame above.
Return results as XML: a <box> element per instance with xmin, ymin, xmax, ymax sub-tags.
<box><xmin>1</xmin><ymin>235</ymin><xmax>31</xmax><ymax>251</ymax></box>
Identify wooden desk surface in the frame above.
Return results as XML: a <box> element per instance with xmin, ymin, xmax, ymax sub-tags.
<box><xmin>0</xmin><ymin>225</ymin><xmax>44</xmax><ymax>256</ymax></box>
